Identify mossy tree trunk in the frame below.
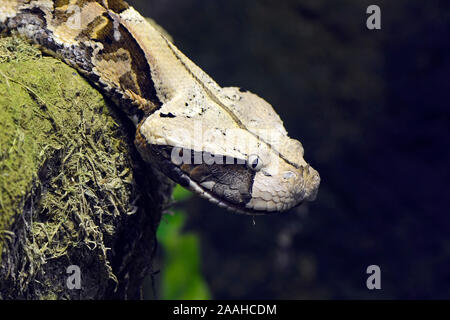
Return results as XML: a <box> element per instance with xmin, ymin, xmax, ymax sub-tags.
<box><xmin>0</xmin><ymin>36</ymin><xmax>172</xmax><ymax>299</ymax></box>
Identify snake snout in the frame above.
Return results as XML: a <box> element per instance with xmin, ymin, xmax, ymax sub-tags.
<box><xmin>302</xmin><ymin>165</ymin><xmax>320</xmax><ymax>201</ymax></box>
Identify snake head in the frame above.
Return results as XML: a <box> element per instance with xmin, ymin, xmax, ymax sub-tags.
<box><xmin>242</xmin><ymin>138</ymin><xmax>320</xmax><ymax>212</ymax></box>
<box><xmin>136</xmin><ymin>87</ymin><xmax>320</xmax><ymax>215</ymax></box>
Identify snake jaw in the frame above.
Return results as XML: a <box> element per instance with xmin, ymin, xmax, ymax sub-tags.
<box><xmin>187</xmin><ymin>164</ymin><xmax>320</xmax><ymax>215</ymax></box>
<box><xmin>146</xmin><ymin>147</ymin><xmax>320</xmax><ymax>215</ymax></box>
<box><xmin>136</xmin><ymin>134</ymin><xmax>320</xmax><ymax>214</ymax></box>
<box><xmin>187</xmin><ymin>177</ymin><xmax>266</xmax><ymax>215</ymax></box>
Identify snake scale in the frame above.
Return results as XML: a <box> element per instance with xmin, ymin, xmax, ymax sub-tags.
<box><xmin>0</xmin><ymin>0</ymin><xmax>320</xmax><ymax>214</ymax></box>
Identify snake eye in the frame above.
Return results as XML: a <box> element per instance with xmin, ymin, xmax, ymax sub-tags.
<box><xmin>247</xmin><ymin>154</ymin><xmax>263</xmax><ymax>171</ymax></box>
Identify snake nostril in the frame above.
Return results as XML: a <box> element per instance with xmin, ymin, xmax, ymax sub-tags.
<box><xmin>262</xmin><ymin>169</ymin><xmax>272</xmax><ymax>177</ymax></box>
<box><xmin>283</xmin><ymin>171</ymin><xmax>296</xmax><ymax>180</ymax></box>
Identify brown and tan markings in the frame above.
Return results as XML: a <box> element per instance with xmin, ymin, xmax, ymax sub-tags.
<box><xmin>51</xmin><ymin>0</ymin><xmax>160</xmax><ymax>117</ymax></box>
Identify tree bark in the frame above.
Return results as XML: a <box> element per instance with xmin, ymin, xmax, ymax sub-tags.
<box><xmin>0</xmin><ymin>36</ymin><xmax>172</xmax><ymax>299</ymax></box>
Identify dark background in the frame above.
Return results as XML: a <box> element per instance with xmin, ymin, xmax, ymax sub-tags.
<box><xmin>130</xmin><ymin>0</ymin><xmax>449</xmax><ymax>299</ymax></box>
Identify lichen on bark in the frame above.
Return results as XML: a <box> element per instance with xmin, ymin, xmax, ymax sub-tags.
<box><xmin>0</xmin><ymin>35</ymin><xmax>172</xmax><ymax>299</ymax></box>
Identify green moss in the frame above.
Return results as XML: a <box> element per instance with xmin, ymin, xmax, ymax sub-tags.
<box><xmin>0</xmin><ymin>37</ymin><xmax>48</xmax><ymax>253</ymax></box>
<box><xmin>0</xmin><ymin>35</ymin><xmax>136</xmax><ymax>293</ymax></box>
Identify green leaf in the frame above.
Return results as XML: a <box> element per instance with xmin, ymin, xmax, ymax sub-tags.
<box><xmin>172</xmin><ymin>184</ymin><xmax>193</xmax><ymax>202</ymax></box>
<box><xmin>157</xmin><ymin>209</ymin><xmax>211</xmax><ymax>300</ymax></box>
